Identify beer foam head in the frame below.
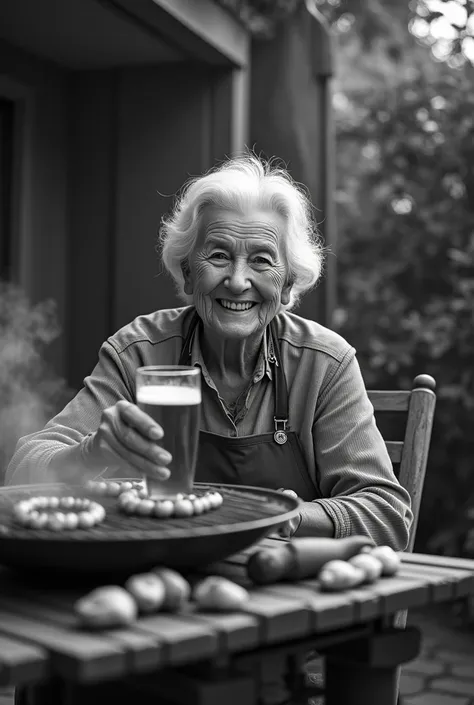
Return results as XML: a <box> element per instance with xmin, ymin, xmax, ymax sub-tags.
<box><xmin>136</xmin><ymin>385</ymin><xmax>201</xmax><ymax>406</ymax></box>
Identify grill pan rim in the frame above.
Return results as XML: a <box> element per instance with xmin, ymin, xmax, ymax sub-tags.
<box><xmin>0</xmin><ymin>481</ymin><xmax>300</xmax><ymax>543</ymax></box>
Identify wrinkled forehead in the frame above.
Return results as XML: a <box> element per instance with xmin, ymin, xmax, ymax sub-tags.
<box><xmin>196</xmin><ymin>206</ymin><xmax>287</xmax><ymax>249</ymax></box>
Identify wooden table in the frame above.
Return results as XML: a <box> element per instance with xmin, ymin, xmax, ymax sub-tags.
<box><xmin>1</xmin><ymin>538</ymin><xmax>474</xmax><ymax>705</ymax></box>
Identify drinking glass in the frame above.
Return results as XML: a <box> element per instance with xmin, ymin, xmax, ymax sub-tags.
<box><xmin>136</xmin><ymin>366</ymin><xmax>201</xmax><ymax>499</ymax></box>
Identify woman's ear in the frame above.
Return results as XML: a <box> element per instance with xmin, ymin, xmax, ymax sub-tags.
<box><xmin>281</xmin><ymin>281</ymin><xmax>293</xmax><ymax>306</ymax></box>
<box><xmin>181</xmin><ymin>261</ymin><xmax>193</xmax><ymax>295</ymax></box>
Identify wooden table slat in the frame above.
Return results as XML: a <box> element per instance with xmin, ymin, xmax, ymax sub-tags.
<box><xmin>182</xmin><ymin>609</ymin><xmax>261</xmax><ymax>654</ymax></box>
<box><xmin>261</xmin><ymin>582</ymin><xmax>360</xmax><ymax>630</ymax></box>
<box><xmin>402</xmin><ymin>553</ymin><xmax>474</xmax><ymax>571</ymax></box>
<box><xmin>399</xmin><ymin>566</ymin><xmax>455</xmax><ymax>602</ymax></box>
<box><xmin>399</xmin><ymin>565</ymin><xmax>462</xmax><ymax>601</ymax></box>
<box><xmin>133</xmin><ymin>614</ymin><xmax>219</xmax><ymax>665</ymax></box>
<box><xmin>0</xmin><ymin>633</ymin><xmax>50</xmax><ymax>687</ymax></box>
<box><xmin>351</xmin><ymin>575</ymin><xmax>430</xmax><ymax>614</ymax></box>
<box><xmin>400</xmin><ymin>560</ymin><xmax>474</xmax><ymax>599</ymax></box>
<box><xmin>0</xmin><ymin>581</ymin><xmax>165</xmax><ymax>675</ymax></box>
<box><xmin>302</xmin><ymin>576</ymin><xmax>389</xmax><ymax>625</ymax></box>
<box><xmin>0</xmin><ymin>605</ymin><xmax>126</xmax><ymax>683</ymax></box>
<box><xmin>243</xmin><ymin>590</ymin><xmax>312</xmax><ymax>643</ymax></box>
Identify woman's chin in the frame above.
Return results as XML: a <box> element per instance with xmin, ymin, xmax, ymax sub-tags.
<box><xmin>204</xmin><ymin>313</ymin><xmax>262</xmax><ymax>340</ymax></box>
<box><xmin>214</xmin><ymin>320</ymin><xmax>260</xmax><ymax>340</ymax></box>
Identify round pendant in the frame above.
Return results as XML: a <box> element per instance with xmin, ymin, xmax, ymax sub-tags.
<box><xmin>274</xmin><ymin>430</ymin><xmax>287</xmax><ymax>445</ymax></box>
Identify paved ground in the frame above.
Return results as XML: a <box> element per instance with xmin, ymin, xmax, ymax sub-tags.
<box><xmin>399</xmin><ymin>603</ymin><xmax>474</xmax><ymax>705</ymax></box>
<box><xmin>0</xmin><ymin>604</ymin><xmax>473</xmax><ymax>705</ymax></box>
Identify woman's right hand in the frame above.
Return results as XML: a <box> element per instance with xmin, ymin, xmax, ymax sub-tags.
<box><xmin>88</xmin><ymin>400</ymin><xmax>171</xmax><ymax>482</ymax></box>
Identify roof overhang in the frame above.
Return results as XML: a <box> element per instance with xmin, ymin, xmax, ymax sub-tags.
<box><xmin>0</xmin><ymin>0</ymin><xmax>249</xmax><ymax>70</ymax></box>
<box><xmin>112</xmin><ymin>0</ymin><xmax>249</xmax><ymax>67</ymax></box>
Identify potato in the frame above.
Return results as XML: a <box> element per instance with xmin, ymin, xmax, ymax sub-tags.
<box><xmin>125</xmin><ymin>573</ymin><xmax>166</xmax><ymax>613</ymax></box>
<box><xmin>192</xmin><ymin>498</ymin><xmax>204</xmax><ymax>515</ymax></box>
<box><xmin>152</xmin><ymin>568</ymin><xmax>191</xmax><ymax>611</ymax></box>
<box><xmin>153</xmin><ymin>500</ymin><xmax>175</xmax><ymax>518</ymax></box>
<box><xmin>200</xmin><ymin>496</ymin><xmax>212</xmax><ymax>512</ymax></box>
<box><xmin>173</xmin><ymin>499</ymin><xmax>194</xmax><ymax>518</ymax></box>
<box><xmin>29</xmin><ymin>512</ymin><xmax>49</xmax><ymax>529</ymax></box>
<box><xmin>349</xmin><ymin>553</ymin><xmax>383</xmax><ymax>583</ymax></box>
<box><xmin>59</xmin><ymin>497</ymin><xmax>76</xmax><ymax>510</ymax></box>
<box><xmin>319</xmin><ymin>560</ymin><xmax>366</xmax><ymax>592</ymax></box>
<box><xmin>92</xmin><ymin>481</ymin><xmax>108</xmax><ymax>495</ymax></box>
<box><xmin>136</xmin><ymin>499</ymin><xmax>156</xmax><ymax>516</ymax></box>
<box><xmin>193</xmin><ymin>576</ymin><xmax>249</xmax><ymax>611</ymax></box>
<box><xmin>75</xmin><ymin>586</ymin><xmax>137</xmax><ymax>628</ymax></box>
<box><xmin>77</xmin><ymin>511</ymin><xmax>95</xmax><ymax>529</ymax></box>
<box><xmin>369</xmin><ymin>546</ymin><xmax>401</xmax><ymax>576</ymax></box>
<box><xmin>107</xmin><ymin>481</ymin><xmax>122</xmax><ymax>497</ymax></box>
<box><xmin>64</xmin><ymin>512</ymin><xmax>79</xmax><ymax>530</ymax></box>
<box><xmin>48</xmin><ymin>513</ymin><xmax>66</xmax><ymax>531</ymax></box>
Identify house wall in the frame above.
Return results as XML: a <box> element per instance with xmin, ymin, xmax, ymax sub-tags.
<box><xmin>0</xmin><ymin>54</ymin><xmax>247</xmax><ymax>389</ymax></box>
<box><xmin>0</xmin><ymin>39</ymin><xmax>69</xmax><ymax>378</ymax></box>
<box><xmin>113</xmin><ymin>65</ymin><xmax>217</xmax><ymax>331</ymax></box>
<box><xmin>67</xmin><ymin>71</ymin><xmax>118</xmax><ymax>389</ymax></box>
<box><xmin>67</xmin><ymin>63</ymin><xmax>248</xmax><ymax>389</ymax></box>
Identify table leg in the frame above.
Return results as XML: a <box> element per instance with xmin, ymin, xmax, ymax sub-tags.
<box><xmin>14</xmin><ymin>668</ymin><xmax>258</xmax><ymax>705</ymax></box>
<box><xmin>14</xmin><ymin>680</ymin><xmax>64</xmax><ymax>705</ymax></box>
<box><xmin>325</xmin><ymin>660</ymin><xmax>400</xmax><ymax>705</ymax></box>
<box><xmin>322</xmin><ymin>626</ymin><xmax>421</xmax><ymax>705</ymax></box>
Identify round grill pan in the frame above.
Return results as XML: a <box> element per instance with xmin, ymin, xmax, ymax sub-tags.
<box><xmin>0</xmin><ymin>482</ymin><xmax>298</xmax><ymax>580</ymax></box>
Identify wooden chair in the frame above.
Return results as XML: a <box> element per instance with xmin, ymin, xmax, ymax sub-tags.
<box><xmin>300</xmin><ymin>374</ymin><xmax>437</xmax><ymax>704</ymax></box>
<box><xmin>368</xmin><ymin>373</ymin><xmax>437</xmax><ymax>553</ymax></box>
<box><xmin>369</xmin><ymin>375</ymin><xmax>436</xmax><ymax>705</ymax></box>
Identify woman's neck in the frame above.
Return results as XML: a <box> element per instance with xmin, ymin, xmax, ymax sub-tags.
<box><xmin>200</xmin><ymin>328</ymin><xmax>264</xmax><ymax>382</ymax></box>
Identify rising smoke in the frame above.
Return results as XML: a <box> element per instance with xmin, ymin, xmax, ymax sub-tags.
<box><xmin>0</xmin><ymin>280</ymin><xmax>73</xmax><ymax>485</ymax></box>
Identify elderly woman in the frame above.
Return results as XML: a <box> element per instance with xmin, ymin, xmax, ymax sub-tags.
<box><xmin>7</xmin><ymin>156</ymin><xmax>412</xmax><ymax>548</ymax></box>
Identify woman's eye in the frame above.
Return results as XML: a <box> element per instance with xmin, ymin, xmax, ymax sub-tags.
<box><xmin>253</xmin><ymin>256</ymin><xmax>272</xmax><ymax>265</ymax></box>
<box><xmin>210</xmin><ymin>252</ymin><xmax>229</xmax><ymax>261</ymax></box>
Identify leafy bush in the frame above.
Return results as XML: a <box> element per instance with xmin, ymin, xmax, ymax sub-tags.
<box><xmin>334</xmin><ymin>67</ymin><xmax>474</xmax><ymax>555</ymax></box>
<box><xmin>0</xmin><ymin>281</ymin><xmax>73</xmax><ymax>484</ymax></box>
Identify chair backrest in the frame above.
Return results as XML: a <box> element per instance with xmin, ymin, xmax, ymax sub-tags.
<box><xmin>367</xmin><ymin>374</ymin><xmax>437</xmax><ymax>552</ymax></box>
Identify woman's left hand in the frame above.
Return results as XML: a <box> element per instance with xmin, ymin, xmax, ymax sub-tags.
<box><xmin>276</xmin><ymin>489</ymin><xmax>303</xmax><ymax>538</ymax></box>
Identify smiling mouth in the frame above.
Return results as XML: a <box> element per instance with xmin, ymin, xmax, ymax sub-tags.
<box><xmin>217</xmin><ymin>299</ymin><xmax>256</xmax><ymax>312</ymax></box>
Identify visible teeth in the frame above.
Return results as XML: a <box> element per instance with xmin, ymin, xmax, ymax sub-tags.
<box><xmin>219</xmin><ymin>300</ymin><xmax>254</xmax><ymax>311</ymax></box>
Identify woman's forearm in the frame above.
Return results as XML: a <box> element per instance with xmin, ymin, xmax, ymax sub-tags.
<box><xmin>294</xmin><ymin>501</ymin><xmax>335</xmax><ymax>537</ymax></box>
<box><xmin>299</xmin><ymin>492</ymin><xmax>410</xmax><ymax>550</ymax></box>
<box><xmin>47</xmin><ymin>441</ymin><xmax>94</xmax><ymax>484</ymax></box>
<box><xmin>6</xmin><ymin>434</ymin><xmax>104</xmax><ymax>487</ymax></box>
<box><xmin>6</xmin><ymin>441</ymin><xmax>80</xmax><ymax>486</ymax></box>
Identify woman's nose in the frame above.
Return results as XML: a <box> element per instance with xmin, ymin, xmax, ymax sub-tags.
<box><xmin>225</xmin><ymin>262</ymin><xmax>251</xmax><ymax>293</ymax></box>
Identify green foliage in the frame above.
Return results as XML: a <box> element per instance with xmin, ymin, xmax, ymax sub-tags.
<box><xmin>413</xmin><ymin>0</ymin><xmax>474</xmax><ymax>67</ymax></box>
<box><xmin>218</xmin><ymin>0</ymin><xmax>474</xmax><ymax>67</ymax></box>
<box><xmin>316</xmin><ymin>0</ymin><xmax>474</xmax><ymax>66</ymax></box>
<box><xmin>333</xmin><ymin>63</ymin><xmax>474</xmax><ymax>555</ymax></box>
<box><xmin>214</xmin><ymin>0</ymin><xmax>302</xmax><ymax>36</ymax></box>
<box><xmin>0</xmin><ymin>281</ymin><xmax>73</xmax><ymax>484</ymax></box>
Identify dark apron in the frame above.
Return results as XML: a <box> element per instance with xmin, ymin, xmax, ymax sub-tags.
<box><xmin>179</xmin><ymin>313</ymin><xmax>317</xmax><ymax>502</ymax></box>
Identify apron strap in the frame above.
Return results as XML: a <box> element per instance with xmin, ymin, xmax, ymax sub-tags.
<box><xmin>178</xmin><ymin>311</ymin><xmax>200</xmax><ymax>366</ymax></box>
<box><xmin>269</xmin><ymin>319</ymin><xmax>290</xmax><ymax>444</ymax></box>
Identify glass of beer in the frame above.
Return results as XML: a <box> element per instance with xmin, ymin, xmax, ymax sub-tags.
<box><xmin>136</xmin><ymin>366</ymin><xmax>201</xmax><ymax>499</ymax></box>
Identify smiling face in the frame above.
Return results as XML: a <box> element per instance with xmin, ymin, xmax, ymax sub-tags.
<box><xmin>183</xmin><ymin>207</ymin><xmax>292</xmax><ymax>341</ymax></box>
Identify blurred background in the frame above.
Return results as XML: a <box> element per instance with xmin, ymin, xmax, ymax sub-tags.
<box><xmin>0</xmin><ymin>0</ymin><xmax>473</xmax><ymax>559</ymax></box>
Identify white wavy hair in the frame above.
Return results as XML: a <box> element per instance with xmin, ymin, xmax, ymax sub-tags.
<box><xmin>159</xmin><ymin>155</ymin><xmax>325</xmax><ymax>311</ymax></box>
